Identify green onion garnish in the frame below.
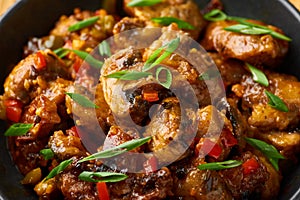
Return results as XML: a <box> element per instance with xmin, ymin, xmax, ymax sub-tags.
<box><xmin>151</xmin><ymin>17</ymin><xmax>195</xmax><ymax>30</ymax></box>
<box><xmin>4</xmin><ymin>123</ymin><xmax>33</xmax><ymax>136</ymax></box>
<box><xmin>99</xmin><ymin>40</ymin><xmax>111</xmax><ymax>57</ymax></box>
<box><xmin>40</xmin><ymin>149</ymin><xmax>55</xmax><ymax>160</ymax></box>
<box><xmin>198</xmin><ymin>160</ymin><xmax>242</xmax><ymax>170</ymax></box>
<box><xmin>127</xmin><ymin>0</ymin><xmax>162</xmax><ymax>7</ymax></box>
<box><xmin>264</xmin><ymin>90</ymin><xmax>289</xmax><ymax>112</ymax></box>
<box><xmin>204</xmin><ymin>9</ymin><xmax>291</xmax><ymax>41</ymax></box>
<box><xmin>244</xmin><ymin>137</ymin><xmax>285</xmax><ymax>171</ymax></box>
<box><xmin>45</xmin><ymin>158</ymin><xmax>73</xmax><ymax>180</ymax></box>
<box><xmin>68</xmin><ymin>16</ymin><xmax>100</xmax><ymax>32</ymax></box>
<box><xmin>105</xmin><ymin>70</ymin><xmax>152</xmax><ymax>80</ymax></box>
<box><xmin>246</xmin><ymin>63</ymin><xmax>269</xmax><ymax>87</ymax></box>
<box><xmin>71</xmin><ymin>49</ymin><xmax>104</xmax><ymax>69</ymax></box>
<box><xmin>155</xmin><ymin>66</ymin><xmax>172</xmax><ymax>89</ymax></box>
<box><xmin>66</xmin><ymin>92</ymin><xmax>99</xmax><ymax>108</ymax></box>
<box><xmin>143</xmin><ymin>37</ymin><xmax>180</xmax><ymax>72</ymax></box>
<box><xmin>203</xmin><ymin>9</ymin><xmax>227</xmax><ymax>22</ymax></box>
<box><xmin>78</xmin><ymin>171</ymin><xmax>128</xmax><ymax>183</ymax></box>
<box><xmin>53</xmin><ymin>48</ymin><xmax>70</xmax><ymax>58</ymax></box>
<box><xmin>78</xmin><ymin>136</ymin><xmax>152</xmax><ymax>163</ymax></box>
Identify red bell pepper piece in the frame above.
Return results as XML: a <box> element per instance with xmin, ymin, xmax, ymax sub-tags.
<box><xmin>242</xmin><ymin>157</ymin><xmax>260</xmax><ymax>175</ymax></box>
<box><xmin>73</xmin><ymin>56</ymin><xmax>83</xmax><ymax>73</ymax></box>
<box><xmin>97</xmin><ymin>182</ymin><xmax>110</xmax><ymax>200</ymax></box>
<box><xmin>35</xmin><ymin>51</ymin><xmax>47</xmax><ymax>70</ymax></box>
<box><xmin>4</xmin><ymin>99</ymin><xmax>23</xmax><ymax>122</ymax></box>
<box><xmin>222</xmin><ymin>129</ymin><xmax>238</xmax><ymax>147</ymax></box>
<box><xmin>202</xmin><ymin>139</ymin><xmax>222</xmax><ymax>159</ymax></box>
<box><xmin>142</xmin><ymin>90</ymin><xmax>159</xmax><ymax>102</ymax></box>
<box><xmin>144</xmin><ymin>156</ymin><xmax>158</xmax><ymax>173</ymax></box>
<box><xmin>69</xmin><ymin>126</ymin><xmax>80</xmax><ymax>137</ymax></box>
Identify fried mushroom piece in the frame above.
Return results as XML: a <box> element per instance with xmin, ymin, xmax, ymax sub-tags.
<box><xmin>208</xmin><ymin>52</ymin><xmax>248</xmax><ymax>89</ymax></box>
<box><xmin>201</xmin><ymin>20</ymin><xmax>289</xmax><ymax>67</ymax></box>
<box><xmin>219</xmin><ymin>151</ymin><xmax>270</xmax><ymax>199</ymax></box>
<box><xmin>8</xmin><ymin>137</ymin><xmax>48</xmax><ymax>175</ymax></box>
<box><xmin>194</xmin><ymin>105</ymin><xmax>237</xmax><ymax>162</ymax></box>
<box><xmin>144</xmin><ymin>25</ymin><xmax>218</xmax><ymax>106</ymax></box>
<box><xmin>109</xmin><ymin>167</ymin><xmax>173</xmax><ymax>200</ymax></box>
<box><xmin>143</xmin><ymin>97</ymin><xmax>195</xmax><ymax>163</ymax></box>
<box><xmin>144</xmin><ymin>97</ymin><xmax>181</xmax><ymax>152</ymax></box>
<box><xmin>21</xmin><ymin>95</ymin><xmax>61</xmax><ymax>139</ymax></box>
<box><xmin>113</xmin><ymin>17</ymin><xmax>146</xmax><ymax>35</ymax></box>
<box><xmin>102</xmin><ymin>126</ymin><xmax>147</xmax><ymax>172</ymax></box>
<box><xmin>232</xmin><ymin>71</ymin><xmax>300</xmax><ymax>131</ymax></box>
<box><xmin>58</xmin><ymin>171</ymin><xmax>97</xmax><ymax>200</ymax></box>
<box><xmin>50</xmin><ymin>8</ymin><xmax>116</xmax><ymax>50</ymax></box>
<box><xmin>101</xmin><ymin>48</ymin><xmax>160</xmax><ymax>127</ymax></box>
<box><xmin>3</xmin><ymin>49</ymin><xmax>70</xmax><ymax>104</ymax></box>
<box><xmin>123</xmin><ymin>0</ymin><xmax>206</xmax><ymax>39</ymax></box>
<box><xmin>171</xmin><ymin>161</ymin><xmax>232</xmax><ymax>199</ymax></box>
<box><xmin>255</xmin><ymin>131</ymin><xmax>300</xmax><ymax>162</ymax></box>
<box><xmin>48</xmin><ymin>130</ymin><xmax>87</xmax><ymax>160</ymax></box>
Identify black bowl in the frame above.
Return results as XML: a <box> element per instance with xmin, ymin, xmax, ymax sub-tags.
<box><xmin>0</xmin><ymin>0</ymin><xmax>300</xmax><ymax>199</ymax></box>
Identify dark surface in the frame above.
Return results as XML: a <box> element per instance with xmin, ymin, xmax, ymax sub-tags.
<box><xmin>0</xmin><ymin>0</ymin><xmax>299</xmax><ymax>199</ymax></box>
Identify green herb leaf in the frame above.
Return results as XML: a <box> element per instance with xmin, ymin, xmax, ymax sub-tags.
<box><xmin>53</xmin><ymin>48</ymin><xmax>70</xmax><ymax>58</ymax></box>
<box><xmin>71</xmin><ymin>49</ymin><xmax>103</xmax><ymax>69</ymax></box>
<box><xmin>99</xmin><ymin>40</ymin><xmax>111</xmax><ymax>57</ymax></box>
<box><xmin>45</xmin><ymin>158</ymin><xmax>73</xmax><ymax>180</ymax></box>
<box><xmin>203</xmin><ymin>9</ymin><xmax>228</xmax><ymax>22</ymax></box>
<box><xmin>127</xmin><ymin>0</ymin><xmax>162</xmax><ymax>7</ymax></box>
<box><xmin>244</xmin><ymin>137</ymin><xmax>285</xmax><ymax>171</ymax></box>
<box><xmin>79</xmin><ymin>136</ymin><xmax>152</xmax><ymax>163</ymax></box>
<box><xmin>151</xmin><ymin>17</ymin><xmax>195</xmax><ymax>30</ymax></box>
<box><xmin>224</xmin><ymin>24</ymin><xmax>271</xmax><ymax>35</ymax></box>
<box><xmin>204</xmin><ymin>9</ymin><xmax>291</xmax><ymax>41</ymax></box>
<box><xmin>4</xmin><ymin>123</ymin><xmax>33</xmax><ymax>136</ymax></box>
<box><xmin>143</xmin><ymin>47</ymin><xmax>165</xmax><ymax>71</ymax></box>
<box><xmin>198</xmin><ymin>160</ymin><xmax>242</xmax><ymax>170</ymax></box>
<box><xmin>105</xmin><ymin>70</ymin><xmax>152</xmax><ymax>80</ymax></box>
<box><xmin>240</xmin><ymin>27</ymin><xmax>271</xmax><ymax>35</ymax></box>
<box><xmin>269</xmin><ymin>31</ymin><xmax>292</xmax><ymax>42</ymax></box>
<box><xmin>40</xmin><ymin>149</ymin><xmax>55</xmax><ymax>160</ymax></box>
<box><xmin>143</xmin><ymin>37</ymin><xmax>180</xmax><ymax>72</ymax></box>
<box><xmin>105</xmin><ymin>71</ymin><xmax>128</xmax><ymax>79</ymax></box>
<box><xmin>246</xmin><ymin>63</ymin><xmax>269</xmax><ymax>86</ymax></box>
<box><xmin>234</xmin><ymin>20</ymin><xmax>292</xmax><ymax>41</ymax></box>
<box><xmin>78</xmin><ymin>171</ymin><xmax>128</xmax><ymax>183</ymax></box>
<box><xmin>264</xmin><ymin>90</ymin><xmax>289</xmax><ymax>112</ymax></box>
<box><xmin>68</xmin><ymin>16</ymin><xmax>100</xmax><ymax>32</ymax></box>
<box><xmin>66</xmin><ymin>92</ymin><xmax>99</xmax><ymax>108</ymax></box>
<box><xmin>155</xmin><ymin>66</ymin><xmax>172</xmax><ymax>89</ymax></box>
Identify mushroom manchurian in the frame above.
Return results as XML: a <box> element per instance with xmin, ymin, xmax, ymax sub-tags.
<box><xmin>0</xmin><ymin>0</ymin><xmax>299</xmax><ymax>199</ymax></box>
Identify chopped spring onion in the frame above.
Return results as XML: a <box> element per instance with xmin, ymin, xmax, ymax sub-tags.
<box><xmin>246</xmin><ymin>63</ymin><xmax>269</xmax><ymax>87</ymax></box>
<box><xmin>66</xmin><ymin>92</ymin><xmax>99</xmax><ymax>108</ymax></box>
<box><xmin>203</xmin><ymin>9</ymin><xmax>291</xmax><ymax>41</ymax></box>
<box><xmin>151</xmin><ymin>17</ymin><xmax>195</xmax><ymax>30</ymax></box>
<box><xmin>78</xmin><ymin>171</ymin><xmax>128</xmax><ymax>183</ymax></box>
<box><xmin>4</xmin><ymin>123</ymin><xmax>33</xmax><ymax>136</ymax></box>
<box><xmin>264</xmin><ymin>90</ymin><xmax>289</xmax><ymax>112</ymax></box>
<box><xmin>155</xmin><ymin>66</ymin><xmax>172</xmax><ymax>89</ymax></box>
<box><xmin>127</xmin><ymin>0</ymin><xmax>162</xmax><ymax>7</ymax></box>
<box><xmin>68</xmin><ymin>16</ymin><xmax>100</xmax><ymax>32</ymax></box>
<box><xmin>244</xmin><ymin>137</ymin><xmax>285</xmax><ymax>171</ymax></box>
<box><xmin>78</xmin><ymin>136</ymin><xmax>152</xmax><ymax>163</ymax></box>
<box><xmin>105</xmin><ymin>70</ymin><xmax>152</xmax><ymax>80</ymax></box>
<box><xmin>198</xmin><ymin>160</ymin><xmax>242</xmax><ymax>170</ymax></box>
